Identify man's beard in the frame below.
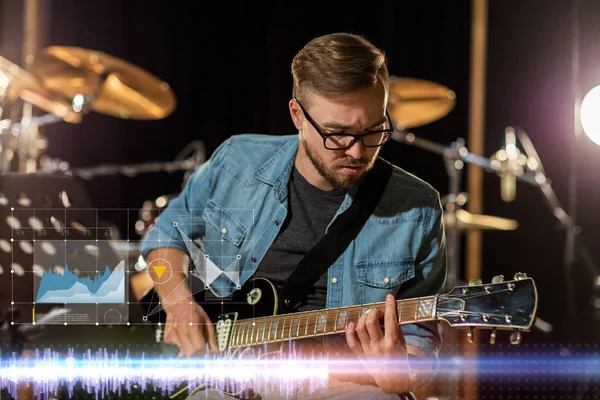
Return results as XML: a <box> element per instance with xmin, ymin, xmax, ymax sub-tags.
<box><xmin>302</xmin><ymin>138</ymin><xmax>378</xmax><ymax>190</ymax></box>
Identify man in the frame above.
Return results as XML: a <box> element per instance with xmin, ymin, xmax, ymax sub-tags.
<box><xmin>140</xmin><ymin>32</ymin><xmax>447</xmax><ymax>399</ymax></box>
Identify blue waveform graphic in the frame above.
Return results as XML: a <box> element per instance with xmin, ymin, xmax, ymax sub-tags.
<box><xmin>0</xmin><ymin>348</ymin><xmax>330</xmax><ymax>399</ymax></box>
<box><xmin>36</xmin><ymin>261</ymin><xmax>125</xmax><ymax>303</ymax></box>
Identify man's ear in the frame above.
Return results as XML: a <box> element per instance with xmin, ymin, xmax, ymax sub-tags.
<box><xmin>289</xmin><ymin>99</ymin><xmax>303</xmax><ymax>131</ymax></box>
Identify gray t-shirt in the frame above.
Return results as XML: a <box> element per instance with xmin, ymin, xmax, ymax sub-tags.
<box><xmin>255</xmin><ymin>166</ymin><xmax>346</xmax><ymax>312</ymax></box>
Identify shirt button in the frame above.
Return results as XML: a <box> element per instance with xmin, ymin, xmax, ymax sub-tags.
<box><xmin>221</xmin><ymin>228</ymin><xmax>227</xmax><ymax>234</ymax></box>
<box><xmin>251</xmin><ymin>257</ymin><xmax>257</xmax><ymax>262</ymax></box>
<box><xmin>384</xmin><ymin>277</ymin><xmax>391</xmax><ymax>284</ymax></box>
<box><xmin>331</xmin><ymin>277</ymin><xmax>338</xmax><ymax>284</ymax></box>
<box><xmin>274</xmin><ymin>220</ymin><xmax>280</xmax><ymax>226</ymax></box>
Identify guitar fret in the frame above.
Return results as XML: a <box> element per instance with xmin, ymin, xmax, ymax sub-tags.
<box><xmin>267</xmin><ymin>320</ymin><xmax>272</xmax><ymax>342</ymax></box>
<box><xmin>333</xmin><ymin>308</ymin><xmax>340</xmax><ymax>332</ymax></box>
<box><xmin>344</xmin><ymin>307</ymin><xmax>350</xmax><ymax>328</ymax></box>
<box><xmin>414</xmin><ymin>299</ymin><xmax>419</xmax><ymax>321</ymax></box>
<box><xmin>296</xmin><ymin>315</ymin><xmax>301</xmax><ymax>338</ymax></box>
<box><xmin>288</xmin><ymin>316</ymin><xmax>294</xmax><ymax>339</ymax></box>
<box><xmin>245</xmin><ymin>322</ymin><xmax>250</xmax><ymax>345</ymax></box>
<box><xmin>271</xmin><ymin>319</ymin><xmax>278</xmax><ymax>343</ymax></box>
<box><xmin>231</xmin><ymin>324</ymin><xmax>238</xmax><ymax>347</ymax></box>
<box><xmin>400</xmin><ymin>301</ymin><xmax>404</xmax><ymax>323</ymax></box>
<box><xmin>261</xmin><ymin>321</ymin><xmax>267</xmax><ymax>343</ymax></box>
<box><xmin>255</xmin><ymin>321</ymin><xmax>261</xmax><ymax>343</ymax></box>
<box><xmin>313</xmin><ymin>311</ymin><xmax>319</xmax><ymax>336</ymax></box>
<box><xmin>230</xmin><ymin>325</ymin><xmax>236</xmax><ymax>348</ymax></box>
<box><xmin>304</xmin><ymin>313</ymin><xmax>310</xmax><ymax>337</ymax></box>
<box><xmin>234</xmin><ymin>325</ymin><xmax>240</xmax><ymax>347</ymax></box>
<box><xmin>280</xmin><ymin>316</ymin><xmax>286</xmax><ymax>340</ymax></box>
<box><xmin>315</xmin><ymin>312</ymin><xmax>327</xmax><ymax>334</ymax></box>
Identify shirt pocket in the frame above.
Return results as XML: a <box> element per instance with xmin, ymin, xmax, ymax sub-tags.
<box><xmin>202</xmin><ymin>201</ymin><xmax>248</xmax><ymax>248</ymax></box>
<box><xmin>355</xmin><ymin>258</ymin><xmax>415</xmax><ymax>304</ymax></box>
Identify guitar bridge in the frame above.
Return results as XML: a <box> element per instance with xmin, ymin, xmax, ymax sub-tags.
<box><xmin>216</xmin><ymin>312</ymin><xmax>238</xmax><ymax>352</ymax></box>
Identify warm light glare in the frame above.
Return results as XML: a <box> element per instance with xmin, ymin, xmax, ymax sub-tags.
<box><xmin>580</xmin><ymin>85</ymin><xmax>600</xmax><ymax>146</ymax></box>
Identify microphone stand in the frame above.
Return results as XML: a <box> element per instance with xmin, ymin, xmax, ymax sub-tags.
<box><xmin>391</xmin><ymin>128</ymin><xmax>544</xmax><ymax>289</ymax></box>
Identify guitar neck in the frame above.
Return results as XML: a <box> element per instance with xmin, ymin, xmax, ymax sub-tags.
<box><xmin>227</xmin><ymin>295</ymin><xmax>437</xmax><ymax>349</ymax></box>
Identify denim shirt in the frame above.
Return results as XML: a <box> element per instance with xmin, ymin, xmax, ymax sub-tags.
<box><xmin>141</xmin><ymin>133</ymin><xmax>447</xmax><ymax>363</ymax></box>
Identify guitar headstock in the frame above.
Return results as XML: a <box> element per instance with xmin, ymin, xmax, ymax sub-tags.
<box><xmin>437</xmin><ymin>273</ymin><xmax>538</xmax><ymax>345</ymax></box>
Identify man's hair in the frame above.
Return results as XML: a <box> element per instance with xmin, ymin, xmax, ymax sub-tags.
<box><xmin>291</xmin><ymin>32</ymin><xmax>389</xmax><ymax>104</ymax></box>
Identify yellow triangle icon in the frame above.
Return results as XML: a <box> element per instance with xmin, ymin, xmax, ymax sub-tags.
<box><xmin>152</xmin><ymin>265</ymin><xmax>167</xmax><ymax>279</ymax></box>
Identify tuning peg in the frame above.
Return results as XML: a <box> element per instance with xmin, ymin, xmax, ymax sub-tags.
<box><xmin>513</xmin><ymin>272</ymin><xmax>528</xmax><ymax>281</ymax></box>
<box><xmin>491</xmin><ymin>275</ymin><xmax>505</xmax><ymax>284</ymax></box>
<box><xmin>467</xmin><ymin>327</ymin><xmax>475</xmax><ymax>343</ymax></box>
<box><xmin>489</xmin><ymin>328</ymin><xmax>497</xmax><ymax>345</ymax></box>
<box><xmin>469</xmin><ymin>278</ymin><xmax>482</xmax><ymax>286</ymax></box>
<box><xmin>510</xmin><ymin>330</ymin><xmax>522</xmax><ymax>345</ymax></box>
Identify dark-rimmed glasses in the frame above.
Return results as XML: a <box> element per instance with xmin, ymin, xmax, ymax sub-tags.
<box><xmin>294</xmin><ymin>97</ymin><xmax>394</xmax><ymax>150</ymax></box>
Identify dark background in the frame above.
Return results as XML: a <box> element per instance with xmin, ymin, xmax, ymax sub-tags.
<box><xmin>1</xmin><ymin>0</ymin><xmax>600</xmax><ymax>396</ymax></box>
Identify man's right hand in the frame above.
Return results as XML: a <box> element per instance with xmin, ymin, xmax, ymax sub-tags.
<box><xmin>163</xmin><ymin>301</ymin><xmax>219</xmax><ymax>357</ymax></box>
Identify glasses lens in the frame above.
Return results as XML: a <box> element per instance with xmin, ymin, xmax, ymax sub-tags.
<box><xmin>362</xmin><ymin>132</ymin><xmax>390</xmax><ymax>147</ymax></box>
<box><xmin>325</xmin><ymin>135</ymin><xmax>354</xmax><ymax>149</ymax></box>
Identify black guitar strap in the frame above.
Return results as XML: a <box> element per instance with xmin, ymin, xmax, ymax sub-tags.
<box><xmin>279</xmin><ymin>157</ymin><xmax>393</xmax><ymax>313</ymax></box>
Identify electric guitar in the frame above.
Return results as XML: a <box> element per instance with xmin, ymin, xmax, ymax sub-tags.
<box><xmin>138</xmin><ymin>272</ymin><xmax>537</xmax><ymax>399</ymax></box>
<box><xmin>139</xmin><ymin>272</ymin><xmax>538</xmax><ymax>349</ymax></box>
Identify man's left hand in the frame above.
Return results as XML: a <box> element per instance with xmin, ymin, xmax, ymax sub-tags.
<box><xmin>346</xmin><ymin>293</ymin><xmax>412</xmax><ymax>394</ymax></box>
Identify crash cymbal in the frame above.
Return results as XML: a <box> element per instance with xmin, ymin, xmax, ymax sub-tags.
<box><xmin>387</xmin><ymin>77</ymin><xmax>456</xmax><ymax>129</ymax></box>
<box><xmin>0</xmin><ymin>55</ymin><xmax>81</xmax><ymax>123</ymax></box>
<box><xmin>29</xmin><ymin>46</ymin><xmax>176</xmax><ymax>120</ymax></box>
<box><xmin>444</xmin><ymin>209</ymin><xmax>519</xmax><ymax>231</ymax></box>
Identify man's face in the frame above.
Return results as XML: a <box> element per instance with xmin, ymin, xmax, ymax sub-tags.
<box><xmin>291</xmin><ymin>82</ymin><xmax>389</xmax><ymax>190</ymax></box>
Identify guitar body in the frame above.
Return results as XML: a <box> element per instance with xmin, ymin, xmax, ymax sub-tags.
<box><xmin>140</xmin><ymin>276</ymin><xmax>280</xmax><ymax>325</ymax></box>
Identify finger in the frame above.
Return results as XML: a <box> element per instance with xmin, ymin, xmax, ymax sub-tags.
<box><xmin>177</xmin><ymin>328</ymin><xmax>200</xmax><ymax>357</ymax></box>
<box><xmin>345</xmin><ymin>321</ymin><xmax>364</xmax><ymax>357</ymax></box>
<box><xmin>365</xmin><ymin>307</ymin><xmax>384</xmax><ymax>342</ymax></box>
<box><xmin>163</xmin><ymin>326</ymin><xmax>179</xmax><ymax>346</ymax></box>
<box><xmin>203</xmin><ymin>319</ymin><xmax>219</xmax><ymax>353</ymax></box>
<box><xmin>187</xmin><ymin>323</ymin><xmax>207</xmax><ymax>355</ymax></box>
<box><xmin>355</xmin><ymin>311</ymin><xmax>372</xmax><ymax>351</ymax></box>
<box><xmin>384</xmin><ymin>294</ymin><xmax>400</xmax><ymax>347</ymax></box>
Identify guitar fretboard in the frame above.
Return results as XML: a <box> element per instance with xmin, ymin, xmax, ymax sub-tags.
<box><xmin>227</xmin><ymin>296</ymin><xmax>436</xmax><ymax>349</ymax></box>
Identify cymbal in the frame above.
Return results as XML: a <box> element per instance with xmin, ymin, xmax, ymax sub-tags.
<box><xmin>387</xmin><ymin>76</ymin><xmax>456</xmax><ymax>129</ymax></box>
<box><xmin>29</xmin><ymin>46</ymin><xmax>176</xmax><ymax>120</ymax></box>
<box><xmin>444</xmin><ymin>209</ymin><xmax>519</xmax><ymax>231</ymax></box>
<box><xmin>0</xmin><ymin>55</ymin><xmax>82</xmax><ymax>123</ymax></box>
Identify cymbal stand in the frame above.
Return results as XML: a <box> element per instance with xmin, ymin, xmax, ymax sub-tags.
<box><xmin>442</xmin><ymin>138</ymin><xmax>466</xmax><ymax>291</ymax></box>
<box><xmin>17</xmin><ymin>102</ymin><xmax>43</xmax><ymax>173</ymax></box>
<box><xmin>0</xmin><ymin>71</ymin><xmax>13</xmax><ymax>172</ymax></box>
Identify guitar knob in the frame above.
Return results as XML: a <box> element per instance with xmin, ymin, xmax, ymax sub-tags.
<box><xmin>469</xmin><ymin>278</ymin><xmax>482</xmax><ymax>286</ymax></box>
<box><xmin>510</xmin><ymin>330</ymin><xmax>522</xmax><ymax>345</ymax></box>
<box><xmin>489</xmin><ymin>329</ymin><xmax>497</xmax><ymax>345</ymax></box>
<box><xmin>467</xmin><ymin>327</ymin><xmax>474</xmax><ymax>344</ymax></box>
<box><xmin>513</xmin><ymin>272</ymin><xmax>528</xmax><ymax>281</ymax></box>
<box><xmin>491</xmin><ymin>275</ymin><xmax>505</xmax><ymax>284</ymax></box>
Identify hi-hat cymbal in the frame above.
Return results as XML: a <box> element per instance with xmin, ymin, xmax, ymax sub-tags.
<box><xmin>29</xmin><ymin>46</ymin><xmax>176</xmax><ymax>120</ymax></box>
<box><xmin>387</xmin><ymin>77</ymin><xmax>456</xmax><ymax>129</ymax></box>
<box><xmin>444</xmin><ymin>209</ymin><xmax>519</xmax><ymax>231</ymax></box>
<box><xmin>0</xmin><ymin>55</ymin><xmax>82</xmax><ymax>123</ymax></box>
